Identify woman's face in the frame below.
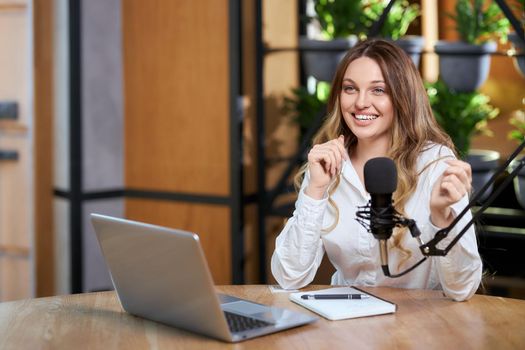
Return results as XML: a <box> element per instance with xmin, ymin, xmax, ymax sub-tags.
<box><xmin>339</xmin><ymin>57</ymin><xmax>394</xmax><ymax>145</ymax></box>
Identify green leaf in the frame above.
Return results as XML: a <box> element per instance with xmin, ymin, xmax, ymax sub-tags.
<box><xmin>448</xmin><ymin>0</ymin><xmax>510</xmax><ymax>44</ymax></box>
<box><xmin>282</xmin><ymin>83</ymin><xmax>329</xmax><ymax>142</ymax></box>
<box><xmin>311</xmin><ymin>0</ymin><xmax>420</xmax><ymax>39</ymax></box>
<box><xmin>425</xmin><ymin>79</ymin><xmax>499</xmax><ymax>156</ymax></box>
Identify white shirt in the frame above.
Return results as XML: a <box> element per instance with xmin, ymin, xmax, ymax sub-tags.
<box><xmin>271</xmin><ymin>144</ymin><xmax>482</xmax><ymax>301</ymax></box>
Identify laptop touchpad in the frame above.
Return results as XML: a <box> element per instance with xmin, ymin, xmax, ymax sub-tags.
<box><xmin>222</xmin><ymin>301</ymin><xmax>269</xmax><ymax>315</ymax></box>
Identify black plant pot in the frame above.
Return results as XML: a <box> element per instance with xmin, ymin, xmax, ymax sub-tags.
<box><xmin>466</xmin><ymin>149</ymin><xmax>500</xmax><ymax>203</ymax></box>
<box><xmin>434</xmin><ymin>41</ymin><xmax>497</xmax><ymax>93</ymax></box>
<box><xmin>509</xmin><ymin>33</ymin><xmax>525</xmax><ymax>78</ymax></box>
<box><xmin>510</xmin><ymin>156</ymin><xmax>525</xmax><ymax>210</ymax></box>
<box><xmin>393</xmin><ymin>35</ymin><xmax>425</xmax><ymax>68</ymax></box>
<box><xmin>299</xmin><ymin>36</ymin><xmax>358</xmax><ymax>82</ymax></box>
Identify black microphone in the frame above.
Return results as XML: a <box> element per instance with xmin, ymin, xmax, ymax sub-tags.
<box><xmin>363</xmin><ymin>157</ymin><xmax>398</xmax><ymax>275</ymax></box>
<box><xmin>357</xmin><ymin>138</ymin><xmax>525</xmax><ymax>279</ymax></box>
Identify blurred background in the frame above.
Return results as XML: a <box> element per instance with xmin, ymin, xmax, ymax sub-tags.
<box><xmin>0</xmin><ymin>0</ymin><xmax>524</xmax><ymax>302</ymax></box>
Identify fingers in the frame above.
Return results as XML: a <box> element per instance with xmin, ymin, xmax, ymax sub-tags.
<box><xmin>430</xmin><ymin>159</ymin><xmax>472</xmax><ymax>228</ymax></box>
<box><xmin>443</xmin><ymin>160</ymin><xmax>472</xmax><ymax>193</ymax></box>
<box><xmin>307</xmin><ymin>136</ymin><xmax>349</xmax><ymax>176</ymax></box>
<box><xmin>436</xmin><ymin>160</ymin><xmax>472</xmax><ymax>205</ymax></box>
<box><xmin>308</xmin><ymin>146</ymin><xmax>339</xmax><ymax>176</ymax></box>
<box><xmin>438</xmin><ymin>174</ymin><xmax>466</xmax><ymax>204</ymax></box>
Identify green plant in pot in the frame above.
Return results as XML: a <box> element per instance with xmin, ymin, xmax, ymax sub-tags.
<box><xmin>507</xmin><ymin>0</ymin><xmax>525</xmax><ymax>77</ymax></box>
<box><xmin>301</xmin><ymin>0</ymin><xmax>421</xmax><ymax>82</ymax></box>
<box><xmin>283</xmin><ymin>82</ymin><xmax>330</xmax><ymax>143</ymax></box>
<box><xmin>300</xmin><ymin>0</ymin><xmax>367</xmax><ymax>82</ymax></box>
<box><xmin>508</xmin><ymin>107</ymin><xmax>525</xmax><ymax>143</ymax></box>
<box><xmin>427</xmin><ymin>79</ymin><xmax>499</xmax><ymax>156</ymax></box>
<box><xmin>434</xmin><ymin>0</ymin><xmax>510</xmax><ymax>92</ymax></box>
<box><xmin>427</xmin><ymin>79</ymin><xmax>500</xmax><ymax>201</ymax></box>
<box><xmin>363</xmin><ymin>0</ymin><xmax>424</xmax><ymax>66</ymax></box>
<box><xmin>364</xmin><ymin>0</ymin><xmax>419</xmax><ymax>40</ymax></box>
<box><xmin>312</xmin><ymin>0</ymin><xmax>369</xmax><ymax>39</ymax></box>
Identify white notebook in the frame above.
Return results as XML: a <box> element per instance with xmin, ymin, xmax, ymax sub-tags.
<box><xmin>289</xmin><ymin>286</ymin><xmax>396</xmax><ymax>321</ymax></box>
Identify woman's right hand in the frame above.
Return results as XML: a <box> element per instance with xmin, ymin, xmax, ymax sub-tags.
<box><xmin>305</xmin><ymin>135</ymin><xmax>349</xmax><ymax>199</ymax></box>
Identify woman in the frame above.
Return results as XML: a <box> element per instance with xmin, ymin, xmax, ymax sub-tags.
<box><xmin>271</xmin><ymin>39</ymin><xmax>482</xmax><ymax>301</ymax></box>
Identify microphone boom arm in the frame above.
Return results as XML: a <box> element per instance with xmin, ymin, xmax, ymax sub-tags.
<box><xmin>420</xmin><ymin>141</ymin><xmax>525</xmax><ymax>256</ymax></box>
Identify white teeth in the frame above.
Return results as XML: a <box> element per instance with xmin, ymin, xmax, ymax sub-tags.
<box><xmin>354</xmin><ymin>114</ymin><xmax>378</xmax><ymax>120</ymax></box>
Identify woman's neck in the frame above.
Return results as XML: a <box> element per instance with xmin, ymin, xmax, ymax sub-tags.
<box><xmin>351</xmin><ymin>139</ymin><xmax>389</xmax><ymax>164</ymax></box>
<box><xmin>350</xmin><ymin>139</ymin><xmax>390</xmax><ymax>187</ymax></box>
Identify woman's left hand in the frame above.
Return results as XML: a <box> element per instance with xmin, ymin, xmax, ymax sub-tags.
<box><xmin>430</xmin><ymin>159</ymin><xmax>472</xmax><ymax>228</ymax></box>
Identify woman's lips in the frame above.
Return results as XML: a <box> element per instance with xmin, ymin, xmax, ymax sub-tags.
<box><xmin>353</xmin><ymin>113</ymin><xmax>379</xmax><ymax>121</ymax></box>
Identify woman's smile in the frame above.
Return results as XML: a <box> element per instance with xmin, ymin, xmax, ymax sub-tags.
<box><xmin>353</xmin><ymin>113</ymin><xmax>379</xmax><ymax>121</ymax></box>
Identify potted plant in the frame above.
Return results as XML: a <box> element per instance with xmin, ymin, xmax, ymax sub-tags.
<box><xmin>301</xmin><ymin>0</ymin><xmax>421</xmax><ymax>82</ymax></box>
<box><xmin>508</xmin><ymin>106</ymin><xmax>525</xmax><ymax>209</ymax></box>
<box><xmin>299</xmin><ymin>0</ymin><xmax>366</xmax><ymax>82</ymax></box>
<box><xmin>282</xmin><ymin>81</ymin><xmax>330</xmax><ymax>143</ymax></box>
<box><xmin>363</xmin><ymin>0</ymin><xmax>424</xmax><ymax>67</ymax></box>
<box><xmin>426</xmin><ymin>79</ymin><xmax>500</xmax><ymax>201</ymax></box>
<box><xmin>509</xmin><ymin>33</ymin><xmax>525</xmax><ymax>77</ymax></box>
<box><xmin>508</xmin><ymin>0</ymin><xmax>525</xmax><ymax>77</ymax></box>
<box><xmin>434</xmin><ymin>0</ymin><xmax>510</xmax><ymax>93</ymax></box>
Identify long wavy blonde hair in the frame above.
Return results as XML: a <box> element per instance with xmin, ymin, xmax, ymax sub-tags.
<box><xmin>295</xmin><ymin>39</ymin><xmax>455</xmax><ymax>262</ymax></box>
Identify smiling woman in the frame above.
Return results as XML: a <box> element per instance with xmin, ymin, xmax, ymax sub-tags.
<box><xmin>340</xmin><ymin>57</ymin><xmax>394</xmax><ymax>150</ymax></box>
<box><xmin>271</xmin><ymin>39</ymin><xmax>483</xmax><ymax>302</ymax></box>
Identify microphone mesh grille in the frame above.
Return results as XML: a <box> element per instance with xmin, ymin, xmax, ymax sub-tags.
<box><xmin>364</xmin><ymin>157</ymin><xmax>398</xmax><ymax>194</ymax></box>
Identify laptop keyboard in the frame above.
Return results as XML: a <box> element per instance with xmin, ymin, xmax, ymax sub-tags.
<box><xmin>224</xmin><ymin>311</ymin><xmax>272</xmax><ymax>333</ymax></box>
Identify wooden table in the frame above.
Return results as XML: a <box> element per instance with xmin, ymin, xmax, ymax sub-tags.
<box><xmin>1</xmin><ymin>285</ymin><xmax>524</xmax><ymax>349</ymax></box>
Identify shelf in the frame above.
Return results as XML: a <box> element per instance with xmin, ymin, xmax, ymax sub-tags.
<box><xmin>0</xmin><ymin>2</ymin><xmax>27</xmax><ymax>11</ymax></box>
<box><xmin>0</xmin><ymin>244</ymin><xmax>30</xmax><ymax>258</ymax></box>
<box><xmin>475</xmin><ymin>206</ymin><xmax>525</xmax><ymax>229</ymax></box>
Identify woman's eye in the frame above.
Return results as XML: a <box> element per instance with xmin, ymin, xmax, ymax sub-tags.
<box><xmin>372</xmin><ymin>87</ymin><xmax>385</xmax><ymax>95</ymax></box>
<box><xmin>343</xmin><ymin>86</ymin><xmax>356</xmax><ymax>93</ymax></box>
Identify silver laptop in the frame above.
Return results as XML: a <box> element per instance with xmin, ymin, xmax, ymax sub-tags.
<box><xmin>90</xmin><ymin>213</ymin><xmax>317</xmax><ymax>342</ymax></box>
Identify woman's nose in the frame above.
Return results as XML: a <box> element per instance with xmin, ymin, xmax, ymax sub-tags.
<box><xmin>355</xmin><ymin>91</ymin><xmax>370</xmax><ymax>109</ymax></box>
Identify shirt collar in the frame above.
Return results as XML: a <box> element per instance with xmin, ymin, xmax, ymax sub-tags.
<box><xmin>341</xmin><ymin>160</ymin><xmax>369</xmax><ymax>199</ymax></box>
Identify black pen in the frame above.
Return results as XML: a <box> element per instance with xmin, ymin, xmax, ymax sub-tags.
<box><xmin>300</xmin><ymin>294</ymin><xmax>370</xmax><ymax>300</ymax></box>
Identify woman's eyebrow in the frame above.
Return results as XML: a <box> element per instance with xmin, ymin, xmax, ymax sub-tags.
<box><xmin>342</xmin><ymin>78</ymin><xmax>385</xmax><ymax>84</ymax></box>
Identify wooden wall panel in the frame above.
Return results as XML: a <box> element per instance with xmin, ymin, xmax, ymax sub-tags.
<box><xmin>0</xmin><ymin>257</ymin><xmax>30</xmax><ymax>301</ymax></box>
<box><xmin>33</xmin><ymin>0</ymin><xmax>55</xmax><ymax>297</ymax></box>
<box><xmin>437</xmin><ymin>1</ymin><xmax>459</xmax><ymax>42</ymax></box>
<box><xmin>122</xmin><ymin>0</ymin><xmax>230</xmax><ymax>196</ymax></box>
<box><xmin>122</xmin><ymin>1</ymin><xmax>234</xmax><ymax>283</ymax></box>
<box><xmin>126</xmin><ymin>199</ymin><xmax>231</xmax><ymax>284</ymax></box>
<box><xmin>0</xmin><ymin>0</ymin><xmax>32</xmax><ymax>301</ymax></box>
<box><xmin>0</xmin><ymin>137</ymin><xmax>29</xmax><ymax>248</ymax></box>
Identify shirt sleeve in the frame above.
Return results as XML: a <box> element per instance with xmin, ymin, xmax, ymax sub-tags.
<box><xmin>270</xmin><ymin>174</ymin><xmax>327</xmax><ymax>289</ymax></box>
<box><xmin>423</xmin><ymin>147</ymin><xmax>482</xmax><ymax>301</ymax></box>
